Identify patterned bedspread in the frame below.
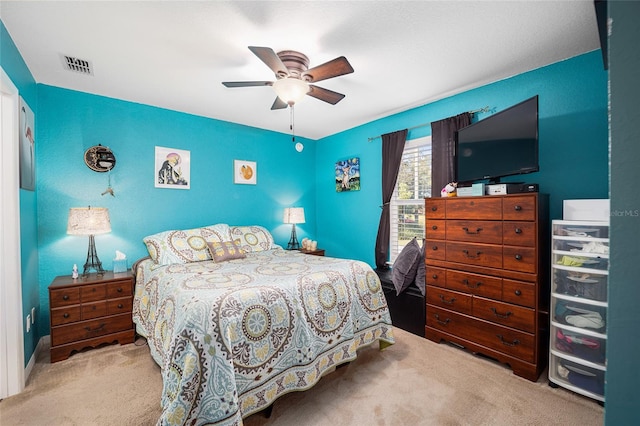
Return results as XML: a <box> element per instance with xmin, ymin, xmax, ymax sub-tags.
<box><xmin>133</xmin><ymin>248</ymin><xmax>394</xmax><ymax>425</ymax></box>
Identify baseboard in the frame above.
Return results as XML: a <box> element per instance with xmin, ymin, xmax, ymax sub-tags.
<box><xmin>25</xmin><ymin>335</ymin><xmax>50</xmax><ymax>382</ymax></box>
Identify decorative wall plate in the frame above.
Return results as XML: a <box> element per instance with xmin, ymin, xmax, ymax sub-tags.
<box><xmin>84</xmin><ymin>144</ymin><xmax>116</xmax><ymax>172</ymax></box>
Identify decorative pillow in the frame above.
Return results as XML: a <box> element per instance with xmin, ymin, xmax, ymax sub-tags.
<box><xmin>143</xmin><ymin>223</ymin><xmax>232</xmax><ymax>265</ymax></box>
<box><xmin>207</xmin><ymin>240</ymin><xmax>246</xmax><ymax>262</ymax></box>
<box><xmin>230</xmin><ymin>225</ymin><xmax>275</xmax><ymax>253</ymax></box>
<box><xmin>392</xmin><ymin>237</ymin><xmax>421</xmax><ymax>295</ymax></box>
<box><xmin>414</xmin><ymin>239</ymin><xmax>426</xmax><ymax>296</ymax></box>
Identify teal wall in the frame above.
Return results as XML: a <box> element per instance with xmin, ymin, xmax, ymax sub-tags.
<box><xmin>606</xmin><ymin>1</ymin><xmax>640</xmax><ymax>424</ymax></box>
<box><xmin>1</xmin><ymin>21</ymin><xmax>40</xmax><ymax>365</ymax></box>
<box><xmin>316</xmin><ymin>51</ymin><xmax>609</xmax><ymax>266</ymax></box>
<box><xmin>35</xmin><ymin>85</ymin><xmax>316</xmax><ymax>333</ymax></box>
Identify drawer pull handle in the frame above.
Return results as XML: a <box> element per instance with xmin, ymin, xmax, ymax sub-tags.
<box><xmin>92</xmin><ymin>306</ymin><xmax>97</xmax><ymax>310</ymax></box>
<box><xmin>84</xmin><ymin>323</ymin><xmax>106</xmax><ymax>333</ymax></box>
<box><xmin>439</xmin><ymin>295</ymin><xmax>456</xmax><ymax>305</ymax></box>
<box><xmin>490</xmin><ymin>307</ymin><xmax>513</xmax><ymax>319</ymax></box>
<box><xmin>117</xmin><ymin>303</ymin><xmax>124</xmax><ymax>309</ymax></box>
<box><xmin>515</xmin><ymin>290</ymin><xmax>522</xmax><ymax>296</ymax></box>
<box><xmin>462</xmin><ymin>250</ymin><xmax>482</xmax><ymax>259</ymax></box>
<box><xmin>431</xmin><ymin>225</ymin><xmax>438</xmax><ymax>230</ymax></box>
<box><xmin>515</xmin><ymin>228</ymin><xmax>522</xmax><ymax>234</ymax></box>
<box><xmin>496</xmin><ymin>334</ymin><xmax>520</xmax><ymax>347</ymax></box>
<box><xmin>431</xmin><ymin>206</ymin><xmax>438</xmax><ymax>212</ymax></box>
<box><xmin>462</xmin><ymin>279</ymin><xmax>482</xmax><ymax>289</ymax></box>
<box><xmin>432</xmin><ymin>246</ymin><xmax>439</xmax><ymax>251</ymax></box>
<box><xmin>462</xmin><ymin>227</ymin><xmax>483</xmax><ymax>235</ymax></box>
<box><xmin>514</xmin><ymin>205</ymin><xmax>522</xmax><ymax>211</ymax></box>
<box><xmin>117</xmin><ymin>287</ymin><xmax>123</xmax><ymax>293</ymax></box>
<box><xmin>514</xmin><ymin>254</ymin><xmax>523</xmax><ymax>261</ymax></box>
<box><xmin>63</xmin><ymin>295</ymin><xmax>69</xmax><ymax>301</ymax></box>
<box><xmin>434</xmin><ymin>314</ymin><xmax>450</xmax><ymax>326</ymax></box>
<box><xmin>63</xmin><ymin>313</ymin><xmax>70</xmax><ymax>319</ymax></box>
<box><xmin>432</xmin><ymin>274</ymin><xmax>439</xmax><ymax>279</ymax></box>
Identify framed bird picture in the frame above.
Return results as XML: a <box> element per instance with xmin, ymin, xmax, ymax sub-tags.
<box><xmin>234</xmin><ymin>159</ymin><xmax>257</xmax><ymax>185</ymax></box>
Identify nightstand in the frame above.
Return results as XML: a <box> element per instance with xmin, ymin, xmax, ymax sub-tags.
<box><xmin>48</xmin><ymin>271</ymin><xmax>135</xmax><ymax>363</ymax></box>
<box><xmin>299</xmin><ymin>248</ymin><xmax>325</xmax><ymax>256</ymax></box>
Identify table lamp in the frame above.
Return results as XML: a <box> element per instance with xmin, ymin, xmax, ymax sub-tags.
<box><xmin>67</xmin><ymin>206</ymin><xmax>111</xmax><ymax>276</ymax></box>
<box><xmin>283</xmin><ymin>207</ymin><xmax>305</xmax><ymax>250</ymax></box>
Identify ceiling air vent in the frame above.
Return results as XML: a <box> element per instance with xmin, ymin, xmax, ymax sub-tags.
<box><xmin>62</xmin><ymin>55</ymin><xmax>93</xmax><ymax>75</ymax></box>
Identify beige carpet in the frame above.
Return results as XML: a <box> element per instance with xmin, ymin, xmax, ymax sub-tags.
<box><xmin>0</xmin><ymin>328</ymin><xmax>603</xmax><ymax>425</ymax></box>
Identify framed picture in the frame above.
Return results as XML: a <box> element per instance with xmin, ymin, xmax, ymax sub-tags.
<box><xmin>335</xmin><ymin>157</ymin><xmax>360</xmax><ymax>192</ymax></box>
<box><xmin>234</xmin><ymin>160</ymin><xmax>257</xmax><ymax>185</ymax></box>
<box><xmin>19</xmin><ymin>97</ymin><xmax>36</xmax><ymax>191</ymax></box>
<box><xmin>155</xmin><ymin>146</ymin><xmax>190</xmax><ymax>189</ymax></box>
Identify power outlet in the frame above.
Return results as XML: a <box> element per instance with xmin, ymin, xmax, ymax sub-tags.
<box><xmin>26</xmin><ymin>315</ymin><xmax>31</xmax><ymax>333</ymax></box>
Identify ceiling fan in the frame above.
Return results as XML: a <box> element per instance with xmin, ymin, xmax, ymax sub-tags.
<box><xmin>222</xmin><ymin>46</ymin><xmax>354</xmax><ymax>110</ymax></box>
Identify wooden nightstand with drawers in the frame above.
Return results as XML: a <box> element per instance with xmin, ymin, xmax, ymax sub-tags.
<box><xmin>48</xmin><ymin>271</ymin><xmax>136</xmax><ymax>363</ymax></box>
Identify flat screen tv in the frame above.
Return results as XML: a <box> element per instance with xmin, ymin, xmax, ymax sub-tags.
<box><xmin>455</xmin><ymin>95</ymin><xmax>539</xmax><ymax>184</ymax></box>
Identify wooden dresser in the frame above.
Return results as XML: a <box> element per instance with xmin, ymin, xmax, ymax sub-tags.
<box><xmin>49</xmin><ymin>271</ymin><xmax>135</xmax><ymax>362</ymax></box>
<box><xmin>424</xmin><ymin>193</ymin><xmax>549</xmax><ymax>381</ymax></box>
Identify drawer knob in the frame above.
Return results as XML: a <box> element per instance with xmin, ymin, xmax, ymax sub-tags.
<box><xmin>63</xmin><ymin>313</ymin><xmax>70</xmax><ymax>319</ymax></box>
<box><xmin>431</xmin><ymin>206</ymin><xmax>438</xmax><ymax>211</ymax></box>
<box><xmin>497</xmin><ymin>334</ymin><xmax>520</xmax><ymax>347</ymax></box>
<box><xmin>63</xmin><ymin>295</ymin><xmax>69</xmax><ymax>301</ymax></box>
<box><xmin>117</xmin><ymin>287</ymin><xmax>123</xmax><ymax>293</ymax></box>
<box><xmin>515</xmin><ymin>228</ymin><xmax>522</xmax><ymax>234</ymax></box>
<box><xmin>432</xmin><ymin>274</ymin><xmax>438</xmax><ymax>280</ymax></box>
<box><xmin>439</xmin><ymin>294</ymin><xmax>456</xmax><ymax>305</ymax></box>
<box><xmin>462</xmin><ymin>227</ymin><xmax>483</xmax><ymax>235</ymax></box>
<box><xmin>514</xmin><ymin>254</ymin><xmax>523</xmax><ymax>261</ymax></box>
<box><xmin>434</xmin><ymin>314</ymin><xmax>450</xmax><ymax>326</ymax></box>
<box><xmin>117</xmin><ymin>303</ymin><xmax>124</xmax><ymax>309</ymax></box>
<box><xmin>515</xmin><ymin>290</ymin><xmax>522</xmax><ymax>296</ymax></box>
<box><xmin>490</xmin><ymin>307</ymin><xmax>513</xmax><ymax>319</ymax></box>
<box><xmin>432</xmin><ymin>246</ymin><xmax>438</xmax><ymax>251</ymax></box>
<box><xmin>514</xmin><ymin>205</ymin><xmax>522</xmax><ymax>211</ymax></box>
<box><xmin>92</xmin><ymin>306</ymin><xmax>97</xmax><ymax>310</ymax></box>
<box><xmin>431</xmin><ymin>225</ymin><xmax>438</xmax><ymax>230</ymax></box>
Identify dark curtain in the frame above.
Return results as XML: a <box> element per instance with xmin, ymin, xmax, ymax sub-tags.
<box><xmin>374</xmin><ymin>129</ymin><xmax>408</xmax><ymax>269</ymax></box>
<box><xmin>430</xmin><ymin>112</ymin><xmax>472</xmax><ymax>197</ymax></box>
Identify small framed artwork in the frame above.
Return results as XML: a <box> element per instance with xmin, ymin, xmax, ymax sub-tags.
<box><xmin>155</xmin><ymin>146</ymin><xmax>190</xmax><ymax>189</ymax></box>
<box><xmin>234</xmin><ymin>160</ymin><xmax>257</xmax><ymax>185</ymax></box>
<box><xmin>19</xmin><ymin>96</ymin><xmax>36</xmax><ymax>191</ymax></box>
<box><xmin>335</xmin><ymin>157</ymin><xmax>360</xmax><ymax>192</ymax></box>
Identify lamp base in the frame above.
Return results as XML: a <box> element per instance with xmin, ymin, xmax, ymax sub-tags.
<box><xmin>286</xmin><ymin>224</ymin><xmax>300</xmax><ymax>250</ymax></box>
<box><xmin>83</xmin><ymin>234</ymin><xmax>105</xmax><ymax>277</ymax></box>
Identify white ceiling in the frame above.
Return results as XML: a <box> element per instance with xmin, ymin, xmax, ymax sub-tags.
<box><xmin>0</xmin><ymin>1</ymin><xmax>601</xmax><ymax>140</ymax></box>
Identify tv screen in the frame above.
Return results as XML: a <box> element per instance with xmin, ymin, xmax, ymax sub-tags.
<box><xmin>455</xmin><ymin>95</ymin><xmax>539</xmax><ymax>184</ymax></box>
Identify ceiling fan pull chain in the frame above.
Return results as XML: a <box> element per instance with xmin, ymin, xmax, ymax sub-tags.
<box><xmin>290</xmin><ymin>104</ymin><xmax>295</xmax><ymax>142</ymax></box>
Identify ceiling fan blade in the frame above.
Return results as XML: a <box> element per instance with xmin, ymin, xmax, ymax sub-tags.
<box><xmin>248</xmin><ymin>46</ymin><xmax>289</xmax><ymax>77</ymax></box>
<box><xmin>271</xmin><ymin>97</ymin><xmax>289</xmax><ymax>110</ymax></box>
<box><xmin>307</xmin><ymin>85</ymin><xmax>346</xmax><ymax>105</ymax></box>
<box><xmin>222</xmin><ymin>81</ymin><xmax>273</xmax><ymax>88</ymax></box>
<box><xmin>302</xmin><ymin>56</ymin><xmax>354</xmax><ymax>83</ymax></box>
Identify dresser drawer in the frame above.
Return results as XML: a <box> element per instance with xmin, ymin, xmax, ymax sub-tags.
<box><xmin>445</xmin><ymin>197</ymin><xmax>502</xmax><ymax>220</ymax></box>
<box><xmin>427</xmin><ymin>306</ymin><xmax>535</xmax><ymax>362</ymax></box>
<box><xmin>503</xmin><ymin>279</ymin><xmax>535</xmax><ymax>308</ymax></box>
<box><xmin>107</xmin><ymin>280</ymin><xmax>133</xmax><ymax>298</ymax></box>
<box><xmin>502</xmin><ymin>196</ymin><xmax>536</xmax><ymax>221</ymax></box>
<box><xmin>446</xmin><ymin>242</ymin><xmax>502</xmax><ymax>268</ymax></box>
<box><xmin>503</xmin><ymin>246</ymin><xmax>537</xmax><ymax>273</ymax></box>
<box><xmin>446</xmin><ymin>220</ymin><xmax>502</xmax><ymax>244</ymax></box>
<box><xmin>81</xmin><ymin>301</ymin><xmax>107</xmax><ymax>320</ymax></box>
<box><xmin>426</xmin><ymin>266</ymin><xmax>446</xmax><ymax>288</ymax></box>
<box><xmin>51</xmin><ymin>305</ymin><xmax>81</xmax><ymax>326</ymax></box>
<box><xmin>425</xmin><ymin>240</ymin><xmax>446</xmax><ymax>261</ymax></box>
<box><xmin>50</xmin><ymin>287</ymin><xmax>80</xmax><ymax>307</ymax></box>
<box><xmin>426</xmin><ymin>199</ymin><xmax>446</xmax><ymax>219</ymax></box>
<box><xmin>427</xmin><ymin>286</ymin><xmax>472</xmax><ymax>315</ymax></box>
<box><xmin>425</xmin><ymin>220</ymin><xmax>446</xmax><ymax>239</ymax></box>
<box><xmin>446</xmin><ymin>269</ymin><xmax>502</xmax><ymax>299</ymax></box>
<box><xmin>502</xmin><ymin>221</ymin><xmax>536</xmax><ymax>247</ymax></box>
<box><xmin>81</xmin><ymin>284</ymin><xmax>107</xmax><ymax>302</ymax></box>
<box><xmin>107</xmin><ymin>297</ymin><xmax>133</xmax><ymax>315</ymax></box>
<box><xmin>51</xmin><ymin>313</ymin><xmax>133</xmax><ymax>346</ymax></box>
<box><xmin>473</xmin><ymin>296</ymin><xmax>535</xmax><ymax>333</ymax></box>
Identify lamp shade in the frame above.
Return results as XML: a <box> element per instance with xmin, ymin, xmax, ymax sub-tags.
<box><xmin>67</xmin><ymin>207</ymin><xmax>111</xmax><ymax>235</ymax></box>
<box><xmin>283</xmin><ymin>207</ymin><xmax>305</xmax><ymax>224</ymax></box>
<box><xmin>272</xmin><ymin>77</ymin><xmax>309</xmax><ymax>105</ymax></box>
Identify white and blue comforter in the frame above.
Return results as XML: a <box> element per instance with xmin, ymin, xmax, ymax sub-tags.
<box><xmin>133</xmin><ymin>249</ymin><xmax>394</xmax><ymax>425</ymax></box>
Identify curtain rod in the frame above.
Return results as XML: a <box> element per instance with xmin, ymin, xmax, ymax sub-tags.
<box><xmin>367</xmin><ymin>106</ymin><xmax>491</xmax><ymax>142</ymax></box>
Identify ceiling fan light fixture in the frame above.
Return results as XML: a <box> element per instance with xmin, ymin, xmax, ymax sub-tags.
<box><xmin>272</xmin><ymin>77</ymin><xmax>309</xmax><ymax>105</ymax></box>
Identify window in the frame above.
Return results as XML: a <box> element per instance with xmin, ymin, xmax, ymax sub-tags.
<box><xmin>389</xmin><ymin>136</ymin><xmax>431</xmax><ymax>262</ymax></box>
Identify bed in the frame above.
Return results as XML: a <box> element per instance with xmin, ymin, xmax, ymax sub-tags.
<box><xmin>132</xmin><ymin>224</ymin><xmax>394</xmax><ymax>425</ymax></box>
